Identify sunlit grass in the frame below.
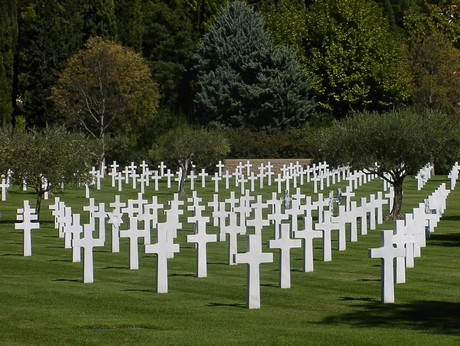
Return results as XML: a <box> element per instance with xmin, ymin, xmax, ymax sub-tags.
<box><xmin>0</xmin><ymin>174</ymin><xmax>459</xmax><ymax>345</ymax></box>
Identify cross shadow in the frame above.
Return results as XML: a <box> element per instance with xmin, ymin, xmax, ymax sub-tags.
<box><xmin>318</xmin><ymin>300</ymin><xmax>460</xmax><ymax>335</ymax></box>
<box><xmin>169</xmin><ymin>273</ymin><xmax>195</xmax><ymax>277</ymax></box>
<box><xmin>428</xmin><ymin>233</ymin><xmax>460</xmax><ymax>247</ymax></box>
<box><xmin>207</xmin><ymin>302</ymin><xmax>246</xmax><ymax>309</ymax></box>
<box><xmin>49</xmin><ymin>259</ymin><xmax>72</xmax><ymax>263</ymax></box>
<box><xmin>53</xmin><ymin>278</ymin><xmax>80</xmax><ymax>283</ymax></box>
<box><xmin>122</xmin><ymin>288</ymin><xmax>154</xmax><ymax>293</ymax></box>
<box><xmin>103</xmin><ymin>266</ymin><xmax>128</xmax><ymax>270</ymax></box>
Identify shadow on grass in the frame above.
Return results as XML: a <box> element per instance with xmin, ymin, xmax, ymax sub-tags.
<box><xmin>103</xmin><ymin>266</ymin><xmax>129</xmax><ymax>270</ymax></box>
<box><xmin>122</xmin><ymin>288</ymin><xmax>154</xmax><ymax>293</ymax></box>
<box><xmin>428</xmin><ymin>233</ymin><xmax>460</xmax><ymax>247</ymax></box>
<box><xmin>320</xmin><ymin>300</ymin><xmax>460</xmax><ymax>335</ymax></box>
<box><xmin>170</xmin><ymin>273</ymin><xmax>195</xmax><ymax>277</ymax></box>
<box><xmin>207</xmin><ymin>302</ymin><xmax>246</xmax><ymax>309</ymax></box>
<box><xmin>53</xmin><ymin>278</ymin><xmax>80</xmax><ymax>283</ymax></box>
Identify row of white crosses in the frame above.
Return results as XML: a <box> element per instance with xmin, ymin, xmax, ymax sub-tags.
<box><xmin>368</xmin><ymin>183</ymin><xmax>450</xmax><ymax>303</ymax></box>
<box><xmin>88</xmin><ymin>160</ymin><xmax>383</xmax><ymax>198</ymax></box>
<box><xmin>415</xmin><ymin>162</ymin><xmax>434</xmax><ymax>190</ymax></box>
<box><xmin>448</xmin><ymin>162</ymin><xmax>459</xmax><ymax>190</ymax></box>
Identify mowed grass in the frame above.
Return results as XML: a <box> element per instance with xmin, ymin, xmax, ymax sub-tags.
<box><xmin>0</xmin><ymin>174</ymin><xmax>459</xmax><ymax>345</ymax></box>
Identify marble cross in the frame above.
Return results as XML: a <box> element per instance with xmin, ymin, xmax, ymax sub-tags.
<box><xmin>234</xmin><ymin>234</ymin><xmax>274</xmax><ymax>309</ymax></box>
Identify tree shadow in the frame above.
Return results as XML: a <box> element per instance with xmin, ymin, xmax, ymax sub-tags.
<box><xmin>319</xmin><ymin>300</ymin><xmax>460</xmax><ymax>335</ymax></box>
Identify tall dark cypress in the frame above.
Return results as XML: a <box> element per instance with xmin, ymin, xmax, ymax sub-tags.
<box><xmin>114</xmin><ymin>0</ymin><xmax>143</xmax><ymax>51</ymax></box>
<box><xmin>0</xmin><ymin>0</ymin><xmax>17</xmax><ymax>126</ymax></box>
<box><xmin>81</xmin><ymin>0</ymin><xmax>118</xmax><ymax>41</ymax></box>
<box><xmin>17</xmin><ymin>0</ymin><xmax>83</xmax><ymax>127</ymax></box>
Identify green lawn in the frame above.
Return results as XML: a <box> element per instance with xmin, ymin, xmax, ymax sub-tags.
<box><xmin>0</xmin><ymin>174</ymin><xmax>459</xmax><ymax>345</ymax></box>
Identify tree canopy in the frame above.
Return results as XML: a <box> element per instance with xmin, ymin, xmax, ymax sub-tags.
<box><xmin>50</xmin><ymin>37</ymin><xmax>160</xmax><ymax>168</ymax></box>
<box><xmin>0</xmin><ymin>126</ymin><xmax>99</xmax><ymax>217</ymax></box>
<box><xmin>309</xmin><ymin>109</ymin><xmax>460</xmax><ymax>218</ymax></box>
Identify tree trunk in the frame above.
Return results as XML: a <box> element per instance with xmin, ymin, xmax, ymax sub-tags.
<box><xmin>35</xmin><ymin>190</ymin><xmax>43</xmax><ymax>221</ymax></box>
<box><xmin>178</xmin><ymin>159</ymin><xmax>189</xmax><ymax>195</ymax></box>
<box><xmin>388</xmin><ymin>179</ymin><xmax>404</xmax><ymax>220</ymax></box>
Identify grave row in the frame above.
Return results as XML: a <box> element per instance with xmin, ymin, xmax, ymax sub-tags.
<box><xmin>369</xmin><ymin>183</ymin><xmax>450</xmax><ymax>303</ymax></box>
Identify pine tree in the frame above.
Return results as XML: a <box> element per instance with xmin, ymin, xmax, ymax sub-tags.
<box><xmin>81</xmin><ymin>0</ymin><xmax>118</xmax><ymax>41</ymax></box>
<box><xmin>193</xmin><ymin>1</ymin><xmax>316</xmax><ymax>129</ymax></box>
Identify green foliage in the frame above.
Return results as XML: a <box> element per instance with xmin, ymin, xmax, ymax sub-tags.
<box><xmin>16</xmin><ymin>0</ymin><xmax>84</xmax><ymax>127</ymax></box>
<box><xmin>194</xmin><ymin>1</ymin><xmax>316</xmax><ymax>129</ymax></box>
<box><xmin>0</xmin><ymin>126</ymin><xmax>99</xmax><ymax>215</ymax></box>
<box><xmin>81</xmin><ymin>0</ymin><xmax>118</xmax><ymax>41</ymax></box>
<box><xmin>404</xmin><ymin>1</ymin><xmax>460</xmax><ymax>47</ymax></box>
<box><xmin>225</xmin><ymin>127</ymin><xmax>311</xmax><ymax>159</ymax></box>
<box><xmin>50</xmin><ymin>37</ymin><xmax>160</xmax><ymax>166</ymax></box>
<box><xmin>309</xmin><ymin>109</ymin><xmax>460</xmax><ymax>217</ymax></box>
<box><xmin>114</xmin><ymin>0</ymin><xmax>144</xmax><ymax>51</ymax></box>
<box><xmin>142</xmin><ymin>0</ymin><xmax>198</xmax><ymax>117</ymax></box>
<box><xmin>409</xmin><ymin>31</ymin><xmax>460</xmax><ymax>114</ymax></box>
<box><xmin>311</xmin><ymin>109</ymin><xmax>460</xmax><ymax>175</ymax></box>
<box><xmin>304</xmin><ymin>0</ymin><xmax>410</xmax><ymax>117</ymax></box>
<box><xmin>258</xmin><ymin>0</ymin><xmax>309</xmax><ymax>64</ymax></box>
<box><xmin>150</xmin><ymin>125</ymin><xmax>230</xmax><ymax>171</ymax></box>
<box><xmin>0</xmin><ymin>0</ymin><xmax>17</xmax><ymax>126</ymax></box>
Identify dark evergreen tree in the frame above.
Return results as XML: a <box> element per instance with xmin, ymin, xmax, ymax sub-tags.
<box><xmin>0</xmin><ymin>0</ymin><xmax>17</xmax><ymax>126</ymax></box>
<box><xmin>142</xmin><ymin>0</ymin><xmax>198</xmax><ymax>119</ymax></box>
<box><xmin>16</xmin><ymin>0</ymin><xmax>83</xmax><ymax>127</ymax></box>
<box><xmin>115</xmin><ymin>0</ymin><xmax>143</xmax><ymax>51</ymax></box>
<box><xmin>81</xmin><ymin>0</ymin><xmax>118</xmax><ymax>41</ymax></box>
<box><xmin>193</xmin><ymin>1</ymin><xmax>316</xmax><ymax>129</ymax></box>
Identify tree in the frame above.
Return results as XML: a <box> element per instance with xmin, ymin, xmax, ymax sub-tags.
<box><xmin>114</xmin><ymin>0</ymin><xmax>143</xmax><ymax>51</ymax></box>
<box><xmin>50</xmin><ymin>37</ymin><xmax>160</xmax><ymax>169</ymax></box>
<box><xmin>81</xmin><ymin>0</ymin><xmax>117</xmax><ymax>41</ymax></box>
<box><xmin>142</xmin><ymin>0</ymin><xmax>198</xmax><ymax>119</ymax></box>
<box><xmin>0</xmin><ymin>126</ymin><xmax>99</xmax><ymax>218</ymax></box>
<box><xmin>0</xmin><ymin>0</ymin><xmax>17</xmax><ymax>126</ymax></box>
<box><xmin>193</xmin><ymin>1</ymin><xmax>316</xmax><ymax>129</ymax></box>
<box><xmin>150</xmin><ymin>126</ymin><xmax>230</xmax><ymax>194</ymax></box>
<box><xmin>303</xmin><ymin>0</ymin><xmax>410</xmax><ymax>117</ymax></box>
<box><xmin>404</xmin><ymin>1</ymin><xmax>460</xmax><ymax>48</ymax></box>
<box><xmin>309</xmin><ymin>109</ymin><xmax>460</xmax><ymax>219</ymax></box>
<box><xmin>16</xmin><ymin>0</ymin><xmax>83</xmax><ymax>127</ymax></box>
<box><xmin>409</xmin><ymin>31</ymin><xmax>460</xmax><ymax>114</ymax></box>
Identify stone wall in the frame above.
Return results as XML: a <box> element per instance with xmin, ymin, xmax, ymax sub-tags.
<box><xmin>224</xmin><ymin>159</ymin><xmax>312</xmax><ymax>174</ymax></box>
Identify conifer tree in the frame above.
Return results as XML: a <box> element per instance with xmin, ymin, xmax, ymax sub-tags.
<box><xmin>0</xmin><ymin>0</ymin><xmax>17</xmax><ymax>126</ymax></box>
<box><xmin>193</xmin><ymin>1</ymin><xmax>316</xmax><ymax>129</ymax></box>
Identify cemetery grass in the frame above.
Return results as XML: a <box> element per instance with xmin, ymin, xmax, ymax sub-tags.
<box><xmin>1</xmin><ymin>176</ymin><xmax>459</xmax><ymax>345</ymax></box>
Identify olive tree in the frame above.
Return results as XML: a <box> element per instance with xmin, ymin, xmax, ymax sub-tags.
<box><xmin>0</xmin><ymin>126</ymin><xmax>99</xmax><ymax>217</ymax></box>
<box><xmin>150</xmin><ymin>126</ymin><xmax>230</xmax><ymax>195</ymax></box>
<box><xmin>309</xmin><ymin>109</ymin><xmax>460</xmax><ymax>219</ymax></box>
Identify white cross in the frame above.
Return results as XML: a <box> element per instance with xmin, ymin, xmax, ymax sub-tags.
<box><xmin>15</xmin><ymin>200</ymin><xmax>40</xmax><ymax>256</ymax></box>
<box><xmin>268</xmin><ymin>224</ymin><xmax>301</xmax><ymax>288</ymax></box>
<box><xmin>234</xmin><ymin>234</ymin><xmax>274</xmax><ymax>309</ymax></box>
<box><xmin>199</xmin><ymin>168</ymin><xmax>208</xmax><ymax>188</ymax></box>
<box><xmin>74</xmin><ymin>224</ymin><xmax>104</xmax><ymax>283</ymax></box>
<box><xmin>186</xmin><ymin>213</ymin><xmax>217</xmax><ymax>278</ymax></box>
<box><xmin>120</xmin><ymin>216</ymin><xmax>148</xmax><ymax>270</ymax></box>
<box><xmin>369</xmin><ymin>229</ymin><xmax>405</xmax><ymax>303</ymax></box>
<box><xmin>216</xmin><ymin>160</ymin><xmax>225</xmax><ymax>176</ymax></box>
<box><xmin>145</xmin><ymin>222</ymin><xmax>180</xmax><ymax>293</ymax></box>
